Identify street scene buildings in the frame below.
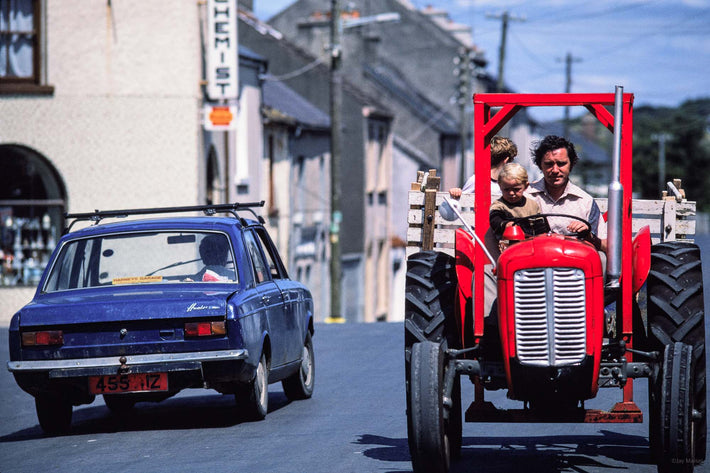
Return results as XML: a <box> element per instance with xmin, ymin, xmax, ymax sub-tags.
<box><xmin>1</xmin><ymin>0</ymin><xmax>565</xmax><ymax>323</ymax></box>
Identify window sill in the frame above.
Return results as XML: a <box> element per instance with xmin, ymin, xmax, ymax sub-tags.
<box><xmin>0</xmin><ymin>83</ymin><xmax>55</xmax><ymax>95</ymax></box>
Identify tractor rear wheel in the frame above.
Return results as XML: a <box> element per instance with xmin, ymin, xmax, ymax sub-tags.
<box><xmin>404</xmin><ymin>251</ymin><xmax>459</xmax><ymax>352</ymax></box>
<box><xmin>408</xmin><ymin>341</ymin><xmax>450</xmax><ymax>473</ymax></box>
<box><xmin>404</xmin><ymin>251</ymin><xmax>461</xmax><ymax>462</ymax></box>
<box><xmin>647</xmin><ymin>241</ymin><xmax>706</xmax><ymax>464</ymax></box>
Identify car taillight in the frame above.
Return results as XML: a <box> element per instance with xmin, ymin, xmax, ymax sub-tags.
<box><xmin>22</xmin><ymin>330</ymin><xmax>64</xmax><ymax>347</ymax></box>
<box><xmin>184</xmin><ymin>321</ymin><xmax>226</xmax><ymax>337</ymax></box>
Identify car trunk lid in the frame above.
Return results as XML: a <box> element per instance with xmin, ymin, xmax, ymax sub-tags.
<box><xmin>17</xmin><ymin>286</ymin><xmax>237</xmax><ymax>359</ymax></box>
<box><xmin>20</xmin><ymin>286</ymin><xmax>233</xmax><ymax>327</ymax></box>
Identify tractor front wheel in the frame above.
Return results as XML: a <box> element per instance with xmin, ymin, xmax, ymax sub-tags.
<box><xmin>650</xmin><ymin>342</ymin><xmax>699</xmax><ymax>473</ymax></box>
<box><xmin>408</xmin><ymin>341</ymin><xmax>451</xmax><ymax>473</ymax></box>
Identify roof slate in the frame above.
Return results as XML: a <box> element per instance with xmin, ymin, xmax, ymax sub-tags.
<box><xmin>262</xmin><ymin>75</ymin><xmax>331</xmax><ymax>129</ymax></box>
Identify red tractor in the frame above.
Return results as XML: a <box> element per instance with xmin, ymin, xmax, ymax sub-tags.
<box><xmin>405</xmin><ymin>89</ymin><xmax>706</xmax><ymax>473</ymax></box>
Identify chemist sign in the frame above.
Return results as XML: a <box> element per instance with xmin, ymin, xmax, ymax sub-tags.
<box><xmin>203</xmin><ymin>105</ymin><xmax>237</xmax><ymax>131</ymax></box>
<box><xmin>206</xmin><ymin>0</ymin><xmax>238</xmax><ymax>100</ymax></box>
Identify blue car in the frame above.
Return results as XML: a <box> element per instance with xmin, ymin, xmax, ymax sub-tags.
<box><xmin>7</xmin><ymin>203</ymin><xmax>315</xmax><ymax>433</ymax></box>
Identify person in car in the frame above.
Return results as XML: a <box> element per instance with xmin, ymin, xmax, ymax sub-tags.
<box><xmin>527</xmin><ymin>135</ymin><xmax>606</xmax><ymax>252</ymax></box>
<box><xmin>197</xmin><ymin>234</ymin><xmax>235</xmax><ymax>282</ymax></box>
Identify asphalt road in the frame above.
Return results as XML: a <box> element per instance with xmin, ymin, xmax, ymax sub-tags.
<box><xmin>1</xmin><ymin>236</ymin><xmax>709</xmax><ymax>473</ymax></box>
<box><xmin>1</xmin><ymin>320</ymin><xmax>708</xmax><ymax>473</ymax></box>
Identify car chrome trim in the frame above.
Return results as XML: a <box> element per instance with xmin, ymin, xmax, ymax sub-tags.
<box><xmin>6</xmin><ymin>349</ymin><xmax>248</xmax><ymax>372</ymax></box>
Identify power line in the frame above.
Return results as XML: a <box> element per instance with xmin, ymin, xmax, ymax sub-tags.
<box><xmin>262</xmin><ymin>54</ymin><xmax>328</xmax><ymax>82</ymax></box>
<box><xmin>523</xmin><ymin>1</ymin><xmax>659</xmax><ymax>25</ymax></box>
<box><xmin>508</xmin><ymin>30</ymin><xmax>554</xmax><ymax>71</ymax></box>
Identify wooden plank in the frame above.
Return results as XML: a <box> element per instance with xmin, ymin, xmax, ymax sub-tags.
<box><xmin>408</xmin><ymin>209</ymin><xmax>476</xmax><ymax>226</ymax></box>
<box><xmin>408</xmin><ymin>191</ymin><xmax>476</xmax><ymax>208</ymax></box>
<box><xmin>663</xmin><ymin>199</ymin><xmax>677</xmax><ymax>241</ymax></box>
<box><xmin>407</xmin><ymin>226</ymin><xmax>457</xmax><ymax>244</ymax></box>
<box><xmin>421</xmin><ymin>189</ymin><xmax>437</xmax><ymax>251</ymax></box>
<box><xmin>407</xmin><ymin>246</ymin><xmax>454</xmax><ymax>258</ymax></box>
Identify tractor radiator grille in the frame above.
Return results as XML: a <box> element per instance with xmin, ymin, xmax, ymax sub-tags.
<box><xmin>513</xmin><ymin>268</ymin><xmax>586</xmax><ymax>366</ymax></box>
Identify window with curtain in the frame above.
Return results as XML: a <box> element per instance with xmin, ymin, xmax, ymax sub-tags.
<box><xmin>0</xmin><ymin>0</ymin><xmax>51</xmax><ymax>93</ymax></box>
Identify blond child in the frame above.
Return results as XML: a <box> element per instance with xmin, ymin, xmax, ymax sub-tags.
<box><xmin>489</xmin><ymin>163</ymin><xmax>540</xmax><ymax>241</ymax></box>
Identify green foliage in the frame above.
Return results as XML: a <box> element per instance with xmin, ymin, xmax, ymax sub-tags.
<box><xmin>633</xmin><ymin>99</ymin><xmax>710</xmax><ymax>210</ymax></box>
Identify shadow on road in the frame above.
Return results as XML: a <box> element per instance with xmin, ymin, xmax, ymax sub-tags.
<box><xmin>0</xmin><ymin>391</ymin><xmax>292</xmax><ymax>442</ymax></box>
<box><xmin>356</xmin><ymin>429</ymin><xmax>653</xmax><ymax>473</ymax></box>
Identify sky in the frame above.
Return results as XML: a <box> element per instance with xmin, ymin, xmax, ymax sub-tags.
<box><xmin>253</xmin><ymin>0</ymin><xmax>710</xmax><ymax>122</ymax></box>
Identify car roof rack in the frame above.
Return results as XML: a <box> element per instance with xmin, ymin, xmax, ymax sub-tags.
<box><xmin>63</xmin><ymin>201</ymin><xmax>266</xmax><ymax>234</ymax></box>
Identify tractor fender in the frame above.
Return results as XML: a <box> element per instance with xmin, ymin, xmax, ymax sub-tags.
<box><xmin>454</xmin><ymin>228</ymin><xmax>475</xmax><ymax>300</ymax></box>
<box><xmin>455</xmin><ymin>228</ymin><xmax>475</xmax><ymax>343</ymax></box>
<box><xmin>631</xmin><ymin>225</ymin><xmax>651</xmax><ymax>293</ymax></box>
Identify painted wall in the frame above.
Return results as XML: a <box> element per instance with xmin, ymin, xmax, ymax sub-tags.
<box><xmin>0</xmin><ymin>1</ymin><xmax>204</xmax><ymax>323</ymax></box>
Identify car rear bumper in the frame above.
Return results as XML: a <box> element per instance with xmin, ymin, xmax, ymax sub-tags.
<box><xmin>7</xmin><ymin>349</ymin><xmax>249</xmax><ymax>377</ymax></box>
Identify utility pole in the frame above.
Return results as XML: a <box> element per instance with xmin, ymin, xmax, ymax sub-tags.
<box><xmin>454</xmin><ymin>48</ymin><xmax>472</xmax><ymax>187</ymax></box>
<box><xmin>486</xmin><ymin>11</ymin><xmax>525</xmax><ymax>92</ymax></box>
<box><xmin>328</xmin><ymin>0</ymin><xmax>343</xmax><ymax>323</ymax></box>
<box><xmin>557</xmin><ymin>52</ymin><xmax>582</xmax><ymax>137</ymax></box>
<box><xmin>557</xmin><ymin>51</ymin><xmax>582</xmax><ymax>137</ymax></box>
<box><xmin>453</xmin><ymin>48</ymin><xmax>486</xmax><ymax>187</ymax></box>
<box><xmin>298</xmin><ymin>5</ymin><xmax>399</xmax><ymax>324</ymax></box>
<box><xmin>651</xmin><ymin>133</ymin><xmax>672</xmax><ymax>196</ymax></box>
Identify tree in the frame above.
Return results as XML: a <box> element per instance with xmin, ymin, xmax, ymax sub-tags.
<box><xmin>632</xmin><ymin>99</ymin><xmax>710</xmax><ymax>210</ymax></box>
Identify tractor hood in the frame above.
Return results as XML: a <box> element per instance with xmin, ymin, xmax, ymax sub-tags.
<box><xmin>497</xmin><ymin>234</ymin><xmax>604</xmax><ymax>280</ymax></box>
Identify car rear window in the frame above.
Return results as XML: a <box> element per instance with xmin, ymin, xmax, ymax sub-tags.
<box><xmin>43</xmin><ymin>231</ymin><xmax>237</xmax><ymax>292</ymax></box>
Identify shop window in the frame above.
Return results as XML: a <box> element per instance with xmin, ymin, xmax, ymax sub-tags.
<box><xmin>0</xmin><ymin>145</ymin><xmax>65</xmax><ymax>286</ymax></box>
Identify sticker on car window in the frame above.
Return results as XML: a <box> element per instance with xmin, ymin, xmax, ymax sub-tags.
<box><xmin>112</xmin><ymin>276</ymin><xmax>164</xmax><ymax>285</ymax></box>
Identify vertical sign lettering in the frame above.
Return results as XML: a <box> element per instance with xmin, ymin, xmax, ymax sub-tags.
<box><xmin>206</xmin><ymin>0</ymin><xmax>238</xmax><ymax>100</ymax></box>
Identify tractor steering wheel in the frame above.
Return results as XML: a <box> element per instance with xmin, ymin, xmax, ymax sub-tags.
<box><xmin>512</xmin><ymin>213</ymin><xmax>593</xmax><ymax>239</ymax></box>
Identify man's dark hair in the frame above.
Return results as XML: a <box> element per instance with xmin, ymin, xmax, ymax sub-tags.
<box><xmin>200</xmin><ymin>234</ymin><xmax>229</xmax><ymax>266</ymax></box>
<box><xmin>532</xmin><ymin>135</ymin><xmax>579</xmax><ymax>169</ymax></box>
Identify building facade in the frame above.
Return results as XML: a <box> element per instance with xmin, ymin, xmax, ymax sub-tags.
<box><xmin>0</xmin><ymin>1</ymin><xmax>266</xmax><ymax>322</ymax></box>
<box><xmin>261</xmin><ymin>74</ymin><xmax>332</xmax><ymax>322</ymax></box>
<box><xmin>240</xmin><ymin>9</ymin><xmax>395</xmax><ymax>322</ymax></box>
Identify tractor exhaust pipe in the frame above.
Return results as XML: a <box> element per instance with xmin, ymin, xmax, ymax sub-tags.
<box><xmin>606</xmin><ymin>86</ymin><xmax>624</xmax><ymax>285</ymax></box>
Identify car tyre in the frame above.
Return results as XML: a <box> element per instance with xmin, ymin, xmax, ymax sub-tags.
<box><xmin>236</xmin><ymin>352</ymin><xmax>269</xmax><ymax>421</ymax></box>
<box><xmin>282</xmin><ymin>332</ymin><xmax>315</xmax><ymax>400</ymax></box>
<box><xmin>35</xmin><ymin>395</ymin><xmax>72</xmax><ymax>435</ymax></box>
